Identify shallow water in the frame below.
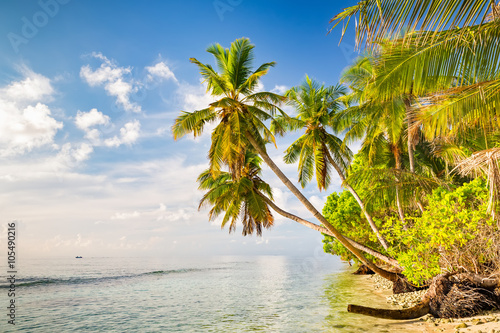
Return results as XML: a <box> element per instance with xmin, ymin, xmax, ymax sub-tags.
<box><xmin>0</xmin><ymin>256</ymin><xmax>426</xmax><ymax>332</ymax></box>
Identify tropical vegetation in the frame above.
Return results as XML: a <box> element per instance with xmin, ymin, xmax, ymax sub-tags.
<box><xmin>173</xmin><ymin>0</ymin><xmax>500</xmax><ymax>320</ymax></box>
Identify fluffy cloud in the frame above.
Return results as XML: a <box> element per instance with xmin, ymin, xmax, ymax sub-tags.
<box><xmin>272</xmin><ymin>85</ymin><xmax>288</xmax><ymax>95</ymax></box>
<box><xmin>104</xmin><ymin>120</ymin><xmax>141</xmax><ymax>147</ymax></box>
<box><xmin>146</xmin><ymin>62</ymin><xmax>178</xmax><ymax>83</ymax></box>
<box><xmin>74</xmin><ymin>108</ymin><xmax>110</xmax><ymax>145</ymax></box>
<box><xmin>3</xmin><ymin>66</ymin><xmax>54</xmax><ymax>103</ymax></box>
<box><xmin>53</xmin><ymin>143</ymin><xmax>94</xmax><ymax>171</ymax></box>
<box><xmin>80</xmin><ymin>53</ymin><xmax>141</xmax><ymax>113</ymax></box>
<box><xmin>75</xmin><ymin>108</ymin><xmax>110</xmax><ymax>130</ymax></box>
<box><xmin>74</xmin><ymin>108</ymin><xmax>140</xmax><ymax>148</ymax></box>
<box><xmin>0</xmin><ymin>69</ymin><xmax>62</xmax><ymax>156</ymax></box>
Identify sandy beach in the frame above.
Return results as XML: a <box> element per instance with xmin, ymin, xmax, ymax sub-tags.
<box><xmin>363</xmin><ymin>274</ymin><xmax>500</xmax><ymax>333</ymax></box>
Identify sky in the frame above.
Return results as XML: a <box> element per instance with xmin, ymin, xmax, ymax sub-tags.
<box><xmin>0</xmin><ymin>0</ymin><xmax>360</xmax><ymax>258</ymax></box>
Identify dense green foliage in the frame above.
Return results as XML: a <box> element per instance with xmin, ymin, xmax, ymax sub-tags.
<box><xmin>323</xmin><ymin>177</ymin><xmax>499</xmax><ymax>285</ymax></box>
<box><xmin>387</xmin><ymin>178</ymin><xmax>498</xmax><ymax>285</ymax></box>
<box><xmin>320</xmin><ymin>0</ymin><xmax>500</xmax><ymax>285</ymax></box>
<box><xmin>322</xmin><ymin>191</ymin><xmax>381</xmax><ymax>262</ymax></box>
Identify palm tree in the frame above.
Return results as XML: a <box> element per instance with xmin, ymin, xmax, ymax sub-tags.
<box><xmin>272</xmin><ymin>75</ymin><xmax>389</xmax><ymax>250</ymax></box>
<box><xmin>172</xmin><ymin>38</ymin><xmax>284</xmax><ymax>178</ymax></box>
<box><xmin>198</xmin><ymin>151</ymin><xmax>274</xmax><ymax>236</ymax></box>
<box><xmin>332</xmin><ymin>0</ymin><xmax>500</xmax><ymax>216</ymax></box>
<box><xmin>172</xmin><ymin>38</ymin><xmax>398</xmax><ymax>280</ymax></box>
<box><xmin>199</xmin><ymin>150</ymin><xmax>402</xmax><ymax>269</ymax></box>
<box><xmin>340</xmin><ymin>55</ymin><xmax>418</xmax><ymax>221</ymax></box>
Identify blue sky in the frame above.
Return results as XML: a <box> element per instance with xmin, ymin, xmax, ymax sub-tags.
<box><xmin>0</xmin><ymin>0</ymin><xmax>359</xmax><ymax>258</ymax></box>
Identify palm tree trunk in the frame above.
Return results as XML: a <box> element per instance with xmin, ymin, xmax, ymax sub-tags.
<box><xmin>395</xmin><ymin>187</ymin><xmax>406</xmax><ymax>224</ymax></box>
<box><xmin>393</xmin><ymin>148</ymin><xmax>406</xmax><ymax>224</ymax></box>
<box><xmin>260</xmin><ymin>194</ymin><xmax>402</xmax><ymax>270</ymax></box>
<box><xmin>404</xmin><ymin>96</ymin><xmax>426</xmax><ymax>214</ymax></box>
<box><xmin>325</xmin><ymin>153</ymin><xmax>389</xmax><ymax>251</ymax></box>
<box><xmin>404</xmin><ymin>97</ymin><xmax>415</xmax><ymax>174</ymax></box>
<box><xmin>245</xmin><ymin>132</ymin><xmax>398</xmax><ymax>281</ymax></box>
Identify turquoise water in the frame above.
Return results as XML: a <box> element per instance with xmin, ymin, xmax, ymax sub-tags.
<box><xmin>0</xmin><ymin>256</ymin><xmax>424</xmax><ymax>332</ymax></box>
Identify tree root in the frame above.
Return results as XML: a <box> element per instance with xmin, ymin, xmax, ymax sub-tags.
<box><xmin>347</xmin><ymin>273</ymin><xmax>500</xmax><ymax>319</ymax></box>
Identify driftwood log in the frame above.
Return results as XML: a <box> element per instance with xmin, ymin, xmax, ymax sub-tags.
<box><xmin>348</xmin><ymin>273</ymin><xmax>500</xmax><ymax>319</ymax></box>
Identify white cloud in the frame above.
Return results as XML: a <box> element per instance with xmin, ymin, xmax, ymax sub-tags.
<box><xmin>0</xmin><ymin>69</ymin><xmax>62</xmax><ymax>156</ymax></box>
<box><xmin>75</xmin><ymin>108</ymin><xmax>110</xmax><ymax>130</ymax></box>
<box><xmin>84</xmin><ymin>128</ymin><xmax>101</xmax><ymax>144</ymax></box>
<box><xmin>0</xmin><ymin>100</ymin><xmax>63</xmax><ymax>156</ymax></box>
<box><xmin>44</xmin><ymin>234</ymin><xmax>93</xmax><ymax>250</ymax></box>
<box><xmin>73</xmin><ymin>108</ymin><xmax>140</xmax><ymax>149</ymax></box>
<box><xmin>80</xmin><ymin>53</ymin><xmax>141</xmax><ymax>113</ymax></box>
<box><xmin>146</xmin><ymin>62</ymin><xmax>177</xmax><ymax>83</ymax></box>
<box><xmin>309</xmin><ymin>195</ymin><xmax>327</xmax><ymax>212</ymax></box>
<box><xmin>53</xmin><ymin>142</ymin><xmax>94</xmax><ymax>170</ymax></box>
<box><xmin>3</xmin><ymin>66</ymin><xmax>54</xmax><ymax>103</ymax></box>
<box><xmin>120</xmin><ymin>120</ymin><xmax>140</xmax><ymax>144</ymax></box>
<box><xmin>104</xmin><ymin>120</ymin><xmax>140</xmax><ymax>147</ymax></box>
<box><xmin>272</xmin><ymin>85</ymin><xmax>288</xmax><ymax>95</ymax></box>
<box><xmin>177</xmin><ymin>79</ymin><xmax>216</xmax><ymax>111</ymax></box>
<box><xmin>111</xmin><ymin>211</ymin><xmax>141</xmax><ymax>220</ymax></box>
<box><xmin>103</xmin><ymin>136</ymin><xmax>122</xmax><ymax>148</ymax></box>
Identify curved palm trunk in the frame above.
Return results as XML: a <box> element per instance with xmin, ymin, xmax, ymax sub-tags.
<box><xmin>404</xmin><ymin>95</ymin><xmax>427</xmax><ymax>215</ymax></box>
<box><xmin>393</xmin><ymin>148</ymin><xmax>406</xmax><ymax>224</ymax></box>
<box><xmin>260</xmin><ymin>194</ymin><xmax>402</xmax><ymax>270</ymax></box>
<box><xmin>325</xmin><ymin>153</ymin><xmax>390</xmax><ymax>251</ymax></box>
<box><xmin>404</xmin><ymin>97</ymin><xmax>415</xmax><ymax>174</ymax></box>
<box><xmin>245</xmin><ymin>132</ymin><xmax>398</xmax><ymax>281</ymax></box>
<box><xmin>395</xmin><ymin>187</ymin><xmax>406</xmax><ymax>223</ymax></box>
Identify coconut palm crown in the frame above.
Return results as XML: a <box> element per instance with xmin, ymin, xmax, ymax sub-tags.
<box><xmin>172</xmin><ymin>38</ymin><xmax>286</xmax><ymax>178</ymax></box>
<box><xmin>272</xmin><ymin>75</ymin><xmax>351</xmax><ymax>190</ymax></box>
<box><xmin>198</xmin><ymin>151</ymin><xmax>274</xmax><ymax>236</ymax></box>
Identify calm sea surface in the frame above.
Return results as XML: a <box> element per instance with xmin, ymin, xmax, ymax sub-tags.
<box><xmin>0</xmin><ymin>256</ymin><xmax>425</xmax><ymax>332</ymax></box>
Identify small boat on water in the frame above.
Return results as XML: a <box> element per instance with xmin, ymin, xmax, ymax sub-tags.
<box><xmin>75</xmin><ymin>256</ymin><xmax>83</xmax><ymax>259</ymax></box>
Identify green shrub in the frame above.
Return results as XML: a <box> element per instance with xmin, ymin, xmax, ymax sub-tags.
<box><xmin>388</xmin><ymin>178</ymin><xmax>498</xmax><ymax>285</ymax></box>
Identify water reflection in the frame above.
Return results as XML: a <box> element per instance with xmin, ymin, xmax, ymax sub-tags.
<box><xmin>321</xmin><ymin>270</ymin><xmax>428</xmax><ymax>332</ymax></box>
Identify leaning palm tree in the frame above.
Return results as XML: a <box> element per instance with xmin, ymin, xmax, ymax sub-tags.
<box><xmin>172</xmin><ymin>38</ymin><xmax>398</xmax><ymax>280</ymax></box>
<box><xmin>198</xmin><ymin>151</ymin><xmax>274</xmax><ymax>236</ymax></box>
<box><xmin>272</xmin><ymin>75</ymin><xmax>389</xmax><ymax>250</ymax></box>
<box><xmin>199</xmin><ymin>151</ymin><xmax>402</xmax><ymax>269</ymax></box>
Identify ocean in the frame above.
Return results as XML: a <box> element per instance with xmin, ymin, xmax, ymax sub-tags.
<box><xmin>0</xmin><ymin>256</ymin><xmax>424</xmax><ymax>332</ymax></box>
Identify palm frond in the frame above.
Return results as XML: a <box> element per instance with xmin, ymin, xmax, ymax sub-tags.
<box><xmin>331</xmin><ymin>0</ymin><xmax>494</xmax><ymax>48</ymax></box>
<box><xmin>346</xmin><ymin>167</ymin><xmax>442</xmax><ymax>210</ymax></box>
<box><xmin>172</xmin><ymin>107</ymin><xmax>217</xmax><ymax>139</ymax></box>
<box><xmin>452</xmin><ymin>148</ymin><xmax>500</xmax><ymax>219</ymax></box>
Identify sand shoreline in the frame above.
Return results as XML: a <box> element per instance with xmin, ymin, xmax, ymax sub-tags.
<box><xmin>365</xmin><ymin>274</ymin><xmax>500</xmax><ymax>333</ymax></box>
